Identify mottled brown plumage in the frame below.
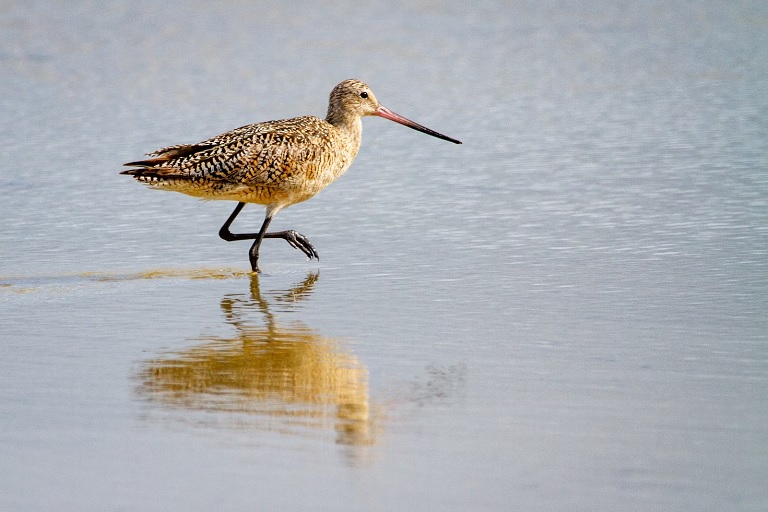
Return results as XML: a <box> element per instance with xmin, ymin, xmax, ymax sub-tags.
<box><xmin>122</xmin><ymin>79</ymin><xmax>461</xmax><ymax>272</ymax></box>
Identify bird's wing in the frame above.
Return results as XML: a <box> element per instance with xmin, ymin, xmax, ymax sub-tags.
<box><xmin>122</xmin><ymin>116</ymin><xmax>332</xmax><ymax>187</ymax></box>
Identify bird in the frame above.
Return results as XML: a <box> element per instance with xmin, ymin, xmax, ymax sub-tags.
<box><xmin>121</xmin><ymin>79</ymin><xmax>462</xmax><ymax>272</ymax></box>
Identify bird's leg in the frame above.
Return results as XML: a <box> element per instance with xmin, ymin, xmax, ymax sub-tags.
<box><xmin>247</xmin><ymin>216</ymin><xmax>272</xmax><ymax>273</ymax></box>
<box><xmin>218</xmin><ymin>202</ymin><xmax>271</xmax><ymax>272</ymax></box>
<box><xmin>218</xmin><ymin>202</ymin><xmax>319</xmax><ymax>272</ymax></box>
<box><xmin>218</xmin><ymin>202</ymin><xmax>249</xmax><ymax>242</ymax></box>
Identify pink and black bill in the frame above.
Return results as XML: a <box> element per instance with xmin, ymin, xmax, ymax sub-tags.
<box><xmin>375</xmin><ymin>106</ymin><xmax>462</xmax><ymax>144</ymax></box>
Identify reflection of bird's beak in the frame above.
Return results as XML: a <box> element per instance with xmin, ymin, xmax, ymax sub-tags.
<box><xmin>375</xmin><ymin>106</ymin><xmax>462</xmax><ymax>144</ymax></box>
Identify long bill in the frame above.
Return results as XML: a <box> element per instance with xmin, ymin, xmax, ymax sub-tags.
<box><xmin>375</xmin><ymin>106</ymin><xmax>462</xmax><ymax>144</ymax></box>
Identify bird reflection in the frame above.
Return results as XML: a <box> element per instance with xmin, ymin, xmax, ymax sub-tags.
<box><xmin>136</xmin><ymin>271</ymin><xmax>377</xmax><ymax>450</ymax></box>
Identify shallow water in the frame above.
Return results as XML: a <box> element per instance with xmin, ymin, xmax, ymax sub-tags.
<box><xmin>2</xmin><ymin>1</ymin><xmax>767</xmax><ymax>510</ymax></box>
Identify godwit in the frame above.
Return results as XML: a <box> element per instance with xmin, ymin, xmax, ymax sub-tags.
<box><xmin>121</xmin><ymin>79</ymin><xmax>461</xmax><ymax>272</ymax></box>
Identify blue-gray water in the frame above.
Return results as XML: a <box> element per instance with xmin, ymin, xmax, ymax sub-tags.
<box><xmin>1</xmin><ymin>1</ymin><xmax>767</xmax><ymax>510</ymax></box>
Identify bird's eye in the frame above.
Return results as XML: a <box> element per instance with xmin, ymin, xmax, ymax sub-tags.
<box><xmin>360</xmin><ymin>91</ymin><xmax>368</xmax><ymax>99</ymax></box>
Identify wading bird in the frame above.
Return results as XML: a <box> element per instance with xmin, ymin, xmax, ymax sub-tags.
<box><xmin>121</xmin><ymin>79</ymin><xmax>461</xmax><ymax>272</ymax></box>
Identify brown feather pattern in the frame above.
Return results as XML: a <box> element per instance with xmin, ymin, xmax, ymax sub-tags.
<box><xmin>121</xmin><ymin>80</ymin><xmax>379</xmax><ymax>210</ymax></box>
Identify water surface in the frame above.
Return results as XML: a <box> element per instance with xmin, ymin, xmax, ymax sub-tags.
<box><xmin>1</xmin><ymin>1</ymin><xmax>767</xmax><ymax>510</ymax></box>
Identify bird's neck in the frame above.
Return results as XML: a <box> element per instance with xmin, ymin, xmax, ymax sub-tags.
<box><xmin>326</xmin><ymin>113</ymin><xmax>363</xmax><ymax>147</ymax></box>
<box><xmin>326</xmin><ymin>107</ymin><xmax>361</xmax><ymax>128</ymax></box>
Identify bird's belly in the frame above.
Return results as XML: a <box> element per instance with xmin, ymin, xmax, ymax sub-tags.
<box><xmin>148</xmin><ymin>176</ymin><xmax>329</xmax><ymax>207</ymax></box>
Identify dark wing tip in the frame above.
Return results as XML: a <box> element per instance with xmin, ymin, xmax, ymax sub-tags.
<box><xmin>123</xmin><ymin>158</ymin><xmax>162</xmax><ymax>167</ymax></box>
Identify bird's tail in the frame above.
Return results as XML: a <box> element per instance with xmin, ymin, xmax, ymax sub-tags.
<box><xmin>119</xmin><ymin>167</ymin><xmax>192</xmax><ymax>184</ymax></box>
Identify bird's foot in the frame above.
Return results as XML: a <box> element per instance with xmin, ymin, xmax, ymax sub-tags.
<box><xmin>279</xmin><ymin>230</ymin><xmax>319</xmax><ymax>260</ymax></box>
<box><xmin>248</xmin><ymin>253</ymin><xmax>262</xmax><ymax>273</ymax></box>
